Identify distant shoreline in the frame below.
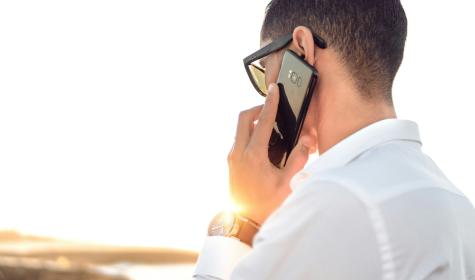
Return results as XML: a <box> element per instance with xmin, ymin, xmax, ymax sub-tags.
<box><xmin>0</xmin><ymin>230</ymin><xmax>198</xmax><ymax>265</ymax></box>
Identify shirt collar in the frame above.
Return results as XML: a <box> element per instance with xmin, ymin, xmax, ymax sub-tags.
<box><xmin>290</xmin><ymin>119</ymin><xmax>422</xmax><ymax>190</ymax></box>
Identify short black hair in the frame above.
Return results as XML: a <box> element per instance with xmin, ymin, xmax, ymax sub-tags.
<box><xmin>261</xmin><ymin>0</ymin><xmax>407</xmax><ymax>103</ymax></box>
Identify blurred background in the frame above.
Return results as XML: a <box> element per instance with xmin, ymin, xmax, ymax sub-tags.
<box><xmin>0</xmin><ymin>0</ymin><xmax>474</xmax><ymax>279</ymax></box>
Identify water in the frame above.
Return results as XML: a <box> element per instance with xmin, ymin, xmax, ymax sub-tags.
<box><xmin>98</xmin><ymin>263</ymin><xmax>195</xmax><ymax>280</ymax></box>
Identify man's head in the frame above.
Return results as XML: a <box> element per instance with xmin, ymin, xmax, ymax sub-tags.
<box><xmin>261</xmin><ymin>0</ymin><xmax>407</xmax><ymax>104</ymax></box>
<box><xmin>257</xmin><ymin>0</ymin><xmax>407</xmax><ymax>153</ymax></box>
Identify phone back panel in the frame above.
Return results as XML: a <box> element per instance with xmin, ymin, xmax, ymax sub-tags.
<box><xmin>268</xmin><ymin>50</ymin><xmax>318</xmax><ymax>168</ymax></box>
<box><xmin>277</xmin><ymin>51</ymin><xmax>315</xmax><ymax>121</ymax></box>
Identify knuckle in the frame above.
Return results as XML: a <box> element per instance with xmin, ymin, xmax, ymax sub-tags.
<box><xmin>238</xmin><ymin>109</ymin><xmax>250</xmax><ymax>121</ymax></box>
<box><xmin>228</xmin><ymin>146</ymin><xmax>242</xmax><ymax>163</ymax></box>
<box><xmin>238</xmin><ymin>106</ymin><xmax>262</xmax><ymax>122</ymax></box>
<box><xmin>243</xmin><ymin>148</ymin><xmax>261</xmax><ymax>163</ymax></box>
<box><xmin>227</xmin><ymin>151</ymin><xmax>235</xmax><ymax>163</ymax></box>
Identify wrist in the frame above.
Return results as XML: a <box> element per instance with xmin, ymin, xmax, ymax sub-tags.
<box><xmin>241</xmin><ymin>201</ymin><xmax>280</xmax><ymax>225</ymax></box>
<box><xmin>208</xmin><ymin>211</ymin><xmax>261</xmax><ymax>247</ymax></box>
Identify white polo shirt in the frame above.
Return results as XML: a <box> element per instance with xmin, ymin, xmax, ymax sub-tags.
<box><xmin>194</xmin><ymin>119</ymin><xmax>475</xmax><ymax>280</ymax></box>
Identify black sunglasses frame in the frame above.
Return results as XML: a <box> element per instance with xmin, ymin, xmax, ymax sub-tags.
<box><xmin>243</xmin><ymin>33</ymin><xmax>327</xmax><ymax>97</ymax></box>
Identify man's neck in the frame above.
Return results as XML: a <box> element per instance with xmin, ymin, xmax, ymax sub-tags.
<box><xmin>317</xmin><ymin>99</ymin><xmax>397</xmax><ymax>155</ymax></box>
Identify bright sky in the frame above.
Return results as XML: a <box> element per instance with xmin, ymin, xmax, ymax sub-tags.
<box><xmin>0</xmin><ymin>1</ymin><xmax>474</xmax><ymax>252</ymax></box>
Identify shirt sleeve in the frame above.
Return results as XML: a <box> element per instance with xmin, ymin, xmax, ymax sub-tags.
<box><xmin>193</xmin><ymin>236</ymin><xmax>252</xmax><ymax>280</ymax></box>
<box><xmin>229</xmin><ymin>181</ymin><xmax>382</xmax><ymax>280</ymax></box>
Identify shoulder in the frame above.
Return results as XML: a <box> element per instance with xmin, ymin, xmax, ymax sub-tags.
<box><xmin>301</xmin><ymin>140</ymin><xmax>464</xmax><ymax>205</ymax></box>
<box><xmin>248</xmin><ymin>180</ymin><xmax>383</xmax><ymax>279</ymax></box>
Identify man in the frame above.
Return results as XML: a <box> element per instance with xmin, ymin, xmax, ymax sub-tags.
<box><xmin>194</xmin><ymin>0</ymin><xmax>475</xmax><ymax>279</ymax></box>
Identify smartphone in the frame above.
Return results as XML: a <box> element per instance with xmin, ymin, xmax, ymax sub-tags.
<box><xmin>268</xmin><ymin>50</ymin><xmax>319</xmax><ymax>168</ymax></box>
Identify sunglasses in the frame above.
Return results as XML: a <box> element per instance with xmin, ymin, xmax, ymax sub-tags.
<box><xmin>243</xmin><ymin>33</ymin><xmax>327</xmax><ymax>97</ymax></box>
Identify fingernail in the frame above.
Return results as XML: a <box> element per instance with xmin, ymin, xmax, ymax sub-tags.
<box><xmin>268</xmin><ymin>84</ymin><xmax>275</xmax><ymax>95</ymax></box>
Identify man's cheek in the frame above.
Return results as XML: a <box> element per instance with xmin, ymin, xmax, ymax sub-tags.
<box><xmin>266</xmin><ymin>69</ymin><xmax>279</xmax><ymax>87</ymax></box>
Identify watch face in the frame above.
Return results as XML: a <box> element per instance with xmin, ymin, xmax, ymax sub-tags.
<box><xmin>208</xmin><ymin>211</ymin><xmax>236</xmax><ymax>236</ymax></box>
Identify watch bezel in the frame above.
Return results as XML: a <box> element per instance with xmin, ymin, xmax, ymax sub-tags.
<box><xmin>208</xmin><ymin>211</ymin><xmax>240</xmax><ymax>237</ymax></box>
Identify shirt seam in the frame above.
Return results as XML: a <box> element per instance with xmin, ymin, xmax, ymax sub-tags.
<box><xmin>313</xmin><ymin>179</ymin><xmax>397</xmax><ymax>280</ymax></box>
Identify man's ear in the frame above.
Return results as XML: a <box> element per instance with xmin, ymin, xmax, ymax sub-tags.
<box><xmin>291</xmin><ymin>26</ymin><xmax>316</xmax><ymax>66</ymax></box>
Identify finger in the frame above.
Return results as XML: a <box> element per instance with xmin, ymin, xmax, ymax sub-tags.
<box><xmin>248</xmin><ymin>83</ymin><xmax>279</xmax><ymax>152</ymax></box>
<box><xmin>283</xmin><ymin>136</ymin><xmax>312</xmax><ymax>180</ymax></box>
<box><xmin>233</xmin><ymin>105</ymin><xmax>263</xmax><ymax>154</ymax></box>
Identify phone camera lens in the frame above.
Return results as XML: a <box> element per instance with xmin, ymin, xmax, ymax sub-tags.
<box><xmin>290</xmin><ymin>71</ymin><xmax>298</xmax><ymax>84</ymax></box>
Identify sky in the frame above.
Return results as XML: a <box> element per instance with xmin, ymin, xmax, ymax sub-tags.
<box><xmin>0</xmin><ymin>0</ymin><xmax>474</xmax><ymax>252</ymax></box>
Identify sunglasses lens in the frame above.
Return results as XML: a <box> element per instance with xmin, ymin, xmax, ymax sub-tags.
<box><xmin>248</xmin><ymin>63</ymin><xmax>267</xmax><ymax>96</ymax></box>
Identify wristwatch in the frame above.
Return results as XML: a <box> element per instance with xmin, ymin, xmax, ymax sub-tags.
<box><xmin>208</xmin><ymin>211</ymin><xmax>261</xmax><ymax>247</ymax></box>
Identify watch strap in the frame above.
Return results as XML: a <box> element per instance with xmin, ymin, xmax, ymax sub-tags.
<box><xmin>236</xmin><ymin>215</ymin><xmax>260</xmax><ymax>247</ymax></box>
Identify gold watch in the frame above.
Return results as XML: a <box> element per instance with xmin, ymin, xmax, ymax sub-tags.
<box><xmin>208</xmin><ymin>211</ymin><xmax>261</xmax><ymax>247</ymax></box>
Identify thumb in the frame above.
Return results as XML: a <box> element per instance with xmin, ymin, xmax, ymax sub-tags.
<box><xmin>283</xmin><ymin>136</ymin><xmax>311</xmax><ymax>179</ymax></box>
